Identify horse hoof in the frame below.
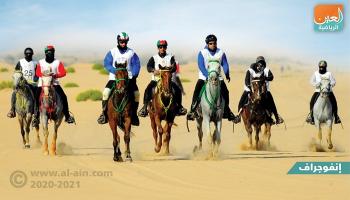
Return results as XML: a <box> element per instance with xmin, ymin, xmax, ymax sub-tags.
<box><xmin>154</xmin><ymin>146</ymin><xmax>161</xmax><ymax>153</ymax></box>
<box><xmin>24</xmin><ymin>144</ymin><xmax>30</xmax><ymax>149</ymax></box>
<box><xmin>113</xmin><ymin>156</ymin><xmax>123</xmax><ymax>162</ymax></box>
<box><xmin>328</xmin><ymin>144</ymin><xmax>333</xmax><ymax>149</ymax></box>
<box><xmin>125</xmin><ymin>156</ymin><xmax>133</xmax><ymax>162</ymax></box>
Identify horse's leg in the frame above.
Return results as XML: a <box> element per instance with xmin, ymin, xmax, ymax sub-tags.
<box><xmin>155</xmin><ymin>116</ymin><xmax>163</xmax><ymax>153</ymax></box>
<box><xmin>242</xmin><ymin>110</ymin><xmax>253</xmax><ymax>148</ymax></box>
<box><xmin>24</xmin><ymin>114</ymin><xmax>31</xmax><ymax>148</ymax></box>
<box><xmin>41</xmin><ymin>115</ymin><xmax>49</xmax><ymax>155</ymax></box>
<box><xmin>195</xmin><ymin>118</ymin><xmax>203</xmax><ymax>151</ymax></box>
<box><xmin>109</xmin><ymin>117</ymin><xmax>122</xmax><ymax>162</ymax></box>
<box><xmin>213</xmin><ymin>120</ymin><xmax>222</xmax><ymax>157</ymax></box>
<box><xmin>316</xmin><ymin>122</ymin><xmax>322</xmax><ymax>145</ymax></box>
<box><xmin>264</xmin><ymin>123</ymin><xmax>272</xmax><ymax>147</ymax></box>
<box><xmin>50</xmin><ymin>117</ymin><xmax>62</xmax><ymax>156</ymax></box>
<box><xmin>163</xmin><ymin>122</ymin><xmax>173</xmax><ymax>155</ymax></box>
<box><xmin>326</xmin><ymin>123</ymin><xmax>333</xmax><ymax>149</ymax></box>
<box><xmin>124</xmin><ymin>117</ymin><xmax>132</xmax><ymax>162</ymax></box>
<box><xmin>35</xmin><ymin>125</ymin><xmax>41</xmax><ymax>145</ymax></box>
<box><xmin>18</xmin><ymin>117</ymin><xmax>26</xmax><ymax>147</ymax></box>
<box><xmin>254</xmin><ymin>125</ymin><xmax>261</xmax><ymax>150</ymax></box>
<box><xmin>150</xmin><ymin>114</ymin><xmax>158</xmax><ymax>151</ymax></box>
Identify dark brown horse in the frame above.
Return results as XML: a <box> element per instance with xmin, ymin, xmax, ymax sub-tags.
<box><xmin>149</xmin><ymin>64</ymin><xmax>177</xmax><ymax>155</ymax></box>
<box><xmin>242</xmin><ymin>77</ymin><xmax>273</xmax><ymax>149</ymax></box>
<box><xmin>107</xmin><ymin>62</ymin><xmax>132</xmax><ymax>162</ymax></box>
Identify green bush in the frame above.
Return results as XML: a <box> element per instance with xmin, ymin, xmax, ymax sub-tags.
<box><xmin>64</xmin><ymin>82</ymin><xmax>79</xmax><ymax>88</ymax></box>
<box><xmin>92</xmin><ymin>63</ymin><xmax>104</xmax><ymax>71</ymax></box>
<box><xmin>0</xmin><ymin>81</ymin><xmax>13</xmax><ymax>90</ymax></box>
<box><xmin>66</xmin><ymin>67</ymin><xmax>75</xmax><ymax>73</ymax></box>
<box><xmin>99</xmin><ymin>69</ymin><xmax>109</xmax><ymax>75</ymax></box>
<box><xmin>0</xmin><ymin>67</ymin><xmax>9</xmax><ymax>72</ymax></box>
<box><xmin>76</xmin><ymin>90</ymin><xmax>102</xmax><ymax>102</ymax></box>
<box><xmin>180</xmin><ymin>78</ymin><xmax>191</xmax><ymax>83</ymax></box>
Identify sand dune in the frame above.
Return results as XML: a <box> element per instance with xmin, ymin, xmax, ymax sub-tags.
<box><xmin>0</xmin><ymin>62</ymin><xmax>349</xmax><ymax>199</ymax></box>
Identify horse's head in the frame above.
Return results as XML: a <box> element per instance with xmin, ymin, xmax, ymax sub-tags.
<box><xmin>250</xmin><ymin>76</ymin><xmax>267</xmax><ymax>104</ymax></box>
<box><xmin>12</xmin><ymin>70</ymin><xmax>27</xmax><ymax>90</ymax></box>
<box><xmin>319</xmin><ymin>77</ymin><xmax>331</xmax><ymax>98</ymax></box>
<box><xmin>41</xmin><ymin>75</ymin><xmax>54</xmax><ymax>97</ymax></box>
<box><xmin>158</xmin><ymin>63</ymin><xmax>174</xmax><ymax>97</ymax></box>
<box><xmin>114</xmin><ymin>61</ymin><xmax>129</xmax><ymax>94</ymax></box>
<box><xmin>207</xmin><ymin>59</ymin><xmax>221</xmax><ymax>86</ymax></box>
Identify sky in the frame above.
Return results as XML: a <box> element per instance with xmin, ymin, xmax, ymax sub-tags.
<box><xmin>0</xmin><ymin>0</ymin><xmax>349</xmax><ymax>69</ymax></box>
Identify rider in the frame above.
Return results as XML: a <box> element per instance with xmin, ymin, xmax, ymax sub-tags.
<box><xmin>33</xmin><ymin>45</ymin><xmax>75</xmax><ymax>126</ymax></box>
<box><xmin>97</xmin><ymin>32</ymin><xmax>141</xmax><ymax>126</ymax></box>
<box><xmin>7</xmin><ymin>47</ymin><xmax>38</xmax><ymax>123</ymax></box>
<box><xmin>186</xmin><ymin>34</ymin><xmax>239</xmax><ymax>122</ymax></box>
<box><xmin>306</xmin><ymin>60</ymin><xmax>341</xmax><ymax>124</ymax></box>
<box><xmin>237</xmin><ymin>56</ymin><xmax>284</xmax><ymax>124</ymax></box>
<box><xmin>138</xmin><ymin>40</ymin><xmax>187</xmax><ymax>117</ymax></box>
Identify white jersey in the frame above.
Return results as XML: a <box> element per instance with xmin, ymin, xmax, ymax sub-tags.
<box><xmin>310</xmin><ymin>71</ymin><xmax>336</xmax><ymax>92</ymax></box>
<box><xmin>263</xmin><ymin>67</ymin><xmax>272</xmax><ymax>91</ymax></box>
<box><xmin>244</xmin><ymin>68</ymin><xmax>263</xmax><ymax>91</ymax></box>
<box><xmin>152</xmin><ymin>53</ymin><xmax>173</xmax><ymax>81</ymax></box>
<box><xmin>37</xmin><ymin>59</ymin><xmax>62</xmax><ymax>87</ymax></box>
<box><xmin>199</xmin><ymin>48</ymin><xmax>224</xmax><ymax>80</ymax></box>
<box><xmin>109</xmin><ymin>47</ymin><xmax>135</xmax><ymax>80</ymax></box>
<box><xmin>19</xmin><ymin>58</ymin><xmax>37</xmax><ymax>85</ymax></box>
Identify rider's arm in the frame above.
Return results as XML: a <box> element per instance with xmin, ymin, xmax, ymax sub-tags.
<box><xmin>221</xmin><ymin>53</ymin><xmax>229</xmax><ymax>77</ymax></box>
<box><xmin>198</xmin><ymin>52</ymin><xmax>208</xmax><ymax>78</ymax></box>
<box><xmin>170</xmin><ymin>56</ymin><xmax>176</xmax><ymax>73</ymax></box>
<box><xmin>130</xmin><ymin>53</ymin><xmax>141</xmax><ymax>78</ymax></box>
<box><xmin>36</xmin><ymin>63</ymin><xmax>42</xmax><ymax>77</ymax></box>
<box><xmin>310</xmin><ymin>72</ymin><xmax>317</xmax><ymax>87</ymax></box>
<box><xmin>329</xmin><ymin>72</ymin><xmax>336</xmax><ymax>87</ymax></box>
<box><xmin>245</xmin><ymin>70</ymin><xmax>251</xmax><ymax>91</ymax></box>
<box><xmin>104</xmin><ymin>51</ymin><xmax>116</xmax><ymax>74</ymax></box>
<box><xmin>264</xmin><ymin>68</ymin><xmax>274</xmax><ymax>81</ymax></box>
<box><xmin>147</xmin><ymin>57</ymin><xmax>155</xmax><ymax>72</ymax></box>
<box><xmin>15</xmin><ymin>61</ymin><xmax>21</xmax><ymax>70</ymax></box>
<box><xmin>55</xmin><ymin>62</ymin><xmax>66</xmax><ymax>78</ymax></box>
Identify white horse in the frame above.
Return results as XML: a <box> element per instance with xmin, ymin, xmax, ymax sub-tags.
<box><xmin>313</xmin><ymin>77</ymin><xmax>333</xmax><ymax>149</ymax></box>
<box><xmin>40</xmin><ymin>74</ymin><xmax>64</xmax><ymax>155</ymax></box>
<box><xmin>194</xmin><ymin>60</ymin><xmax>224</xmax><ymax>157</ymax></box>
<box><xmin>12</xmin><ymin>70</ymin><xmax>40</xmax><ymax>148</ymax></box>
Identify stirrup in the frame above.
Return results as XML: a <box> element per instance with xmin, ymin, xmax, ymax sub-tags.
<box><xmin>138</xmin><ymin>108</ymin><xmax>148</xmax><ymax>117</ymax></box>
<box><xmin>32</xmin><ymin>117</ymin><xmax>39</xmax><ymax>127</ymax></box>
<box><xmin>97</xmin><ymin>114</ymin><xmax>108</xmax><ymax>124</ymax></box>
<box><xmin>186</xmin><ymin>111</ymin><xmax>196</xmax><ymax>121</ymax></box>
<box><xmin>177</xmin><ymin>107</ymin><xmax>187</xmax><ymax>116</ymax></box>
<box><xmin>7</xmin><ymin>110</ymin><xmax>16</xmax><ymax>118</ymax></box>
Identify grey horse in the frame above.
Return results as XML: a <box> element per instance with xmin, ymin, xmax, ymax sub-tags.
<box><xmin>313</xmin><ymin>77</ymin><xmax>334</xmax><ymax>149</ymax></box>
<box><xmin>39</xmin><ymin>74</ymin><xmax>64</xmax><ymax>155</ymax></box>
<box><xmin>194</xmin><ymin>60</ymin><xmax>224</xmax><ymax>157</ymax></box>
<box><xmin>12</xmin><ymin>70</ymin><xmax>40</xmax><ymax>148</ymax></box>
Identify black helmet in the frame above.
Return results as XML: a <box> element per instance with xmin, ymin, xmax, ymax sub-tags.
<box><xmin>205</xmin><ymin>34</ymin><xmax>217</xmax><ymax>44</ymax></box>
<box><xmin>319</xmin><ymin>60</ymin><xmax>327</xmax><ymax>68</ymax></box>
<box><xmin>256</xmin><ymin>56</ymin><xmax>266</xmax><ymax>68</ymax></box>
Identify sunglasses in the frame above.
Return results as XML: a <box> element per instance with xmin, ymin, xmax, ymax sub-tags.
<box><xmin>208</xmin><ymin>42</ymin><xmax>216</xmax><ymax>45</ymax></box>
<box><xmin>119</xmin><ymin>40</ymin><xmax>127</xmax><ymax>44</ymax></box>
<box><xmin>158</xmin><ymin>45</ymin><xmax>167</xmax><ymax>49</ymax></box>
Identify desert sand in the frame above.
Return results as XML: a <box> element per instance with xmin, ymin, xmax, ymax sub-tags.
<box><xmin>0</xmin><ymin>62</ymin><xmax>349</xmax><ymax>200</ymax></box>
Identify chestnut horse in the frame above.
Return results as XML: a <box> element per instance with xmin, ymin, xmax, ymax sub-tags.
<box><xmin>149</xmin><ymin>64</ymin><xmax>177</xmax><ymax>155</ymax></box>
<box><xmin>107</xmin><ymin>62</ymin><xmax>133</xmax><ymax>162</ymax></box>
<box><xmin>241</xmin><ymin>77</ymin><xmax>273</xmax><ymax>149</ymax></box>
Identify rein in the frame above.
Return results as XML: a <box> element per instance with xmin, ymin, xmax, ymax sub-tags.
<box><xmin>156</xmin><ymin>69</ymin><xmax>173</xmax><ymax>115</ymax></box>
<box><xmin>111</xmin><ymin>67</ymin><xmax>129</xmax><ymax>113</ymax></box>
<box><xmin>203</xmin><ymin>70</ymin><xmax>220</xmax><ymax>112</ymax></box>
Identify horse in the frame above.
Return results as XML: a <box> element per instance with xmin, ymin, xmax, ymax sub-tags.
<box><xmin>107</xmin><ymin>62</ymin><xmax>133</xmax><ymax>162</ymax></box>
<box><xmin>12</xmin><ymin>70</ymin><xmax>40</xmax><ymax>148</ymax></box>
<box><xmin>149</xmin><ymin>64</ymin><xmax>177</xmax><ymax>155</ymax></box>
<box><xmin>241</xmin><ymin>76</ymin><xmax>273</xmax><ymax>149</ymax></box>
<box><xmin>313</xmin><ymin>77</ymin><xmax>334</xmax><ymax>149</ymax></box>
<box><xmin>39</xmin><ymin>73</ymin><xmax>64</xmax><ymax>155</ymax></box>
<box><xmin>193</xmin><ymin>60</ymin><xmax>224</xmax><ymax>157</ymax></box>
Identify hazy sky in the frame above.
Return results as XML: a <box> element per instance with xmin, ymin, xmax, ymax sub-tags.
<box><xmin>0</xmin><ymin>0</ymin><xmax>349</xmax><ymax>68</ymax></box>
